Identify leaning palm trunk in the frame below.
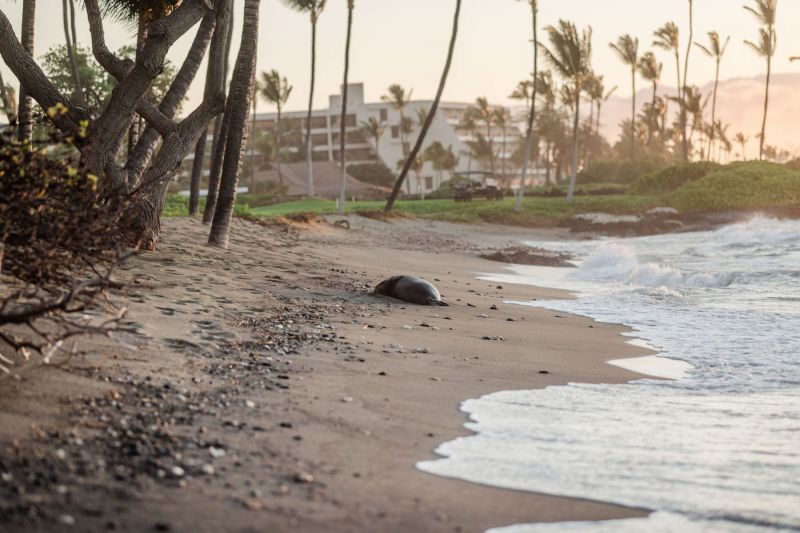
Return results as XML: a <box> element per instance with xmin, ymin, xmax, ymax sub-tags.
<box><xmin>17</xmin><ymin>0</ymin><xmax>35</xmax><ymax>143</ymax></box>
<box><xmin>566</xmin><ymin>91</ymin><xmax>581</xmax><ymax>203</ymax></box>
<box><xmin>337</xmin><ymin>1</ymin><xmax>354</xmax><ymax>216</ymax></box>
<box><xmin>514</xmin><ymin>0</ymin><xmax>538</xmax><ymax>212</ymax></box>
<box><xmin>202</xmin><ymin>7</ymin><xmax>236</xmax><ymax>224</ymax></box>
<box><xmin>385</xmin><ymin>0</ymin><xmax>461</xmax><ymax>212</ymax></box>
<box><xmin>305</xmin><ymin>16</ymin><xmax>318</xmax><ymax>197</ymax></box>
<box><xmin>209</xmin><ymin>0</ymin><xmax>261</xmax><ymax>248</ymax></box>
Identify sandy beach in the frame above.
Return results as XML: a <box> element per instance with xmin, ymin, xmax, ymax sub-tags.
<box><xmin>0</xmin><ymin>215</ymin><xmax>654</xmax><ymax>532</ymax></box>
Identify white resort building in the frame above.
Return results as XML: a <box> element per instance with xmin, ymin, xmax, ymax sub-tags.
<box><xmin>243</xmin><ymin>83</ymin><xmax>529</xmax><ymax>197</ymax></box>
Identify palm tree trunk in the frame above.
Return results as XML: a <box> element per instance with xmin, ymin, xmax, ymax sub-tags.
<box><xmin>674</xmin><ymin>49</ymin><xmax>682</xmax><ymax>159</ymax></box>
<box><xmin>275</xmin><ymin>106</ymin><xmax>283</xmax><ymax>186</ymax></box>
<box><xmin>17</xmin><ymin>0</ymin><xmax>36</xmax><ymax>143</ymax></box>
<box><xmin>707</xmin><ymin>60</ymin><xmax>720</xmax><ymax>160</ymax></box>
<box><xmin>189</xmin><ymin>134</ymin><xmax>207</xmax><ymax>215</ymax></box>
<box><xmin>202</xmin><ymin>5</ymin><xmax>236</xmax><ymax>224</ymax></box>
<box><xmin>648</xmin><ymin>81</ymin><xmax>656</xmax><ymax>146</ymax></box>
<box><xmin>385</xmin><ymin>0</ymin><xmax>461</xmax><ymax>212</ymax></box>
<box><xmin>209</xmin><ymin>0</ymin><xmax>261</xmax><ymax>248</ymax></box>
<box><xmin>681</xmin><ymin>0</ymin><xmax>693</xmax><ymax>162</ymax></box>
<box><xmin>337</xmin><ymin>1</ymin><xmax>354</xmax><ymax>217</ymax></box>
<box><xmin>759</xmin><ymin>53</ymin><xmax>771</xmax><ymax>160</ymax></box>
<box><xmin>62</xmin><ymin>0</ymin><xmax>84</xmax><ymax>107</ymax></box>
<box><xmin>250</xmin><ymin>90</ymin><xmax>257</xmax><ymax>192</ymax></box>
<box><xmin>305</xmin><ymin>16</ymin><xmax>317</xmax><ymax>197</ymax></box>
<box><xmin>630</xmin><ymin>64</ymin><xmax>636</xmax><ymax>159</ymax></box>
<box><xmin>566</xmin><ymin>90</ymin><xmax>581</xmax><ymax>203</ymax></box>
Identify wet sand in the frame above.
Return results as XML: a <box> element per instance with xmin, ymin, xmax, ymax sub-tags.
<box><xmin>0</xmin><ymin>215</ymin><xmax>653</xmax><ymax>532</ymax></box>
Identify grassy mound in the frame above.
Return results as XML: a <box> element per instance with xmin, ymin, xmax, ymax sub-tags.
<box><xmin>669</xmin><ymin>161</ymin><xmax>800</xmax><ymax>212</ymax></box>
<box><xmin>630</xmin><ymin>161</ymin><xmax>721</xmax><ymax>195</ymax></box>
<box><xmin>578</xmin><ymin>157</ymin><xmax>668</xmax><ymax>184</ymax></box>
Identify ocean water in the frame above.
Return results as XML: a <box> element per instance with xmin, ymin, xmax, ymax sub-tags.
<box><xmin>418</xmin><ymin>216</ymin><xmax>800</xmax><ymax>532</ymax></box>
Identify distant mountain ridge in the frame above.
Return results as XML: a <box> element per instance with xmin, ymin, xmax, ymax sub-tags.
<box><xmin>600</xmin><ymin>72</ymin><xmax>800</xmax><ymax>156</ymax></box>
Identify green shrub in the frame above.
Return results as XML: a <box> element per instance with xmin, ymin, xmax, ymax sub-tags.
<box><xmin>630</xmin><ymin>161</ymin><xmax>721</xmax><ymax>195</ymax></box>
<box><xmin>578</xmin><ymin>157</ymin><xmax>668</xmax><ymax>184</ymax></box>
<box><xmin>347</xmin><ymin>162</ymin><xmax>395</xmax><ymax>187</ymax></box>
<box><xmin>668</xmin><ymin>161</ymin><xmax>800</xmax><ymax>212</ymax></box>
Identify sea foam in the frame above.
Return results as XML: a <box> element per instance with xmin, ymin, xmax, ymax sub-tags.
<box><xmin>419</xmin><ymin>216</ymin><xmax>800</xmax><ymax>532</ymax></box>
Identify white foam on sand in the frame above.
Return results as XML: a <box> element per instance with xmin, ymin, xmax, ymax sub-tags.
<box><xmin>607</xmin><ymin>355</ymin><xmax>692</xmax><ymax>380</ymax></box>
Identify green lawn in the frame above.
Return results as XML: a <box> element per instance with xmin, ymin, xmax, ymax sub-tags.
<box><xmin>247</xmin><ymin>195</ymin><xmax>667</xmax><ymax>226</ymax></box>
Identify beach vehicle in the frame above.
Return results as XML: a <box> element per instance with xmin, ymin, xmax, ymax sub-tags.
<box><xmin>452</xmin><ymin>172</ymin><xmax>505</xmax><ymax>202</ymax></box>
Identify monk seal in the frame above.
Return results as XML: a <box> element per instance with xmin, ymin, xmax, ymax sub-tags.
<box><xmin>374</xmin><ymin>275</ymin><xmax>449</xmax><ymax>306</ymax></box>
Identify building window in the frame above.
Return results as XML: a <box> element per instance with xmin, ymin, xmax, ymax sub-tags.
<box><xmin>425</xmin><ymin>177</ymin><xmax>434</xmax><ymax>190</ymax></box>
<box><xmin>391</xmin><ymin>126</ymin><xmax>399</xmax><ymax>139</ymax></box>
<box><xmin>380</xmin><ymin>109</ymin><xmax>388</xmax><ymax>122</ymax></box>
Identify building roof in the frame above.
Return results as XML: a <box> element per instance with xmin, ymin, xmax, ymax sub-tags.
<box><xmin>255</xmin><ymin>161</ymin><xmax>391</xmax><ymax>199</ymax></box>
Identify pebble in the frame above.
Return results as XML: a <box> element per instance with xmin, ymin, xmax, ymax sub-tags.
<box><xmin>294</xmin><ymin>471</ymin><xmax>314</xmax><ymax>484</ymax></box>
<box><xmin>341</xmin><ymin>396</ymin><xmax>354</xmax><ymax>403</ymax></box>
<box><xmin>208</xmin><ymin>446</ymin><xmax>226</xmax><ymax>459</ymax></box>
<box><xmin>245</xmin><ymin>400</ymin><xmax>256</xmax><ymax>408</ymax></box>
<box><xmin>58</xmin><ymin>514</ymin><xmax>75</xmax><ymax>526</ymax></box>
<box><xmin>170</xmin><ymin>466</ymin><xmax>185</xmax><ymax>477</ymax></box>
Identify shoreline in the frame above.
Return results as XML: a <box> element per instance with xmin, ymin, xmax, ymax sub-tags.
<box><xmin>1</xmin><ymin>216</ymin><xmax>655</xmax><ymax>532</ymax></box>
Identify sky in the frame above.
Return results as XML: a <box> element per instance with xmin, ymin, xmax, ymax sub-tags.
<box><xmin>2</xmin><ymin>0</ymin><xmax>800</xmax><ymax>114</ymax></box>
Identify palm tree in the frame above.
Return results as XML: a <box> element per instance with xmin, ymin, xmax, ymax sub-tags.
<box><xmin>735</xmin><ymin>132</ymin><xmax>749</xmax><ymax>160</ymax></box>
<box><xmin>744</xmin><ymin>0</ymin><xmax>777</xmax><ymax>160</ymax></box>
<box><xmin>337</xmin><ymin>0</ymin><xmax>355</xmax><ymax>216</ymax></box>
<box><xmin>638</xmin><ymin>51</ymin><xmax>663</xmax><ymax>146</ymax></box>
<box><xmin>17</xmin><ymin>0</ymin><xmax>36</xmax><ymax>142</ymax></box>
<box><xmin>509</xmin><ymin>80</ymin><xmax>534</xmax><ymax>116</ymax></box>
<box><xmin>283</xmin><ymin>0</ymin><xmax>327</xmax><ymax>196</ymax></box>
<box><xmin>381</xmin><ymin>84</ymin><xmax>413</xmax><ymax>158</ymax></box>
<box><xmin>653</xmin><ymin>22</ymin><xmax>684</xmax><ymax>159</ymax></box>
<box><xmin>514</xmin><ymin>0</ymin><xmax>538</xmax><ymax>212</ymax></box>
<box><xmin>209</xmin><ymin>0</ymin><xmax>262</xmax><ymax>248</ymax></box>
<box><xmin>360</xmin><ymin>116</ymin><xmax>385</xmax><ymax>163</ymax></box>
<box><xmin>458</xmin><ymin>112</ymin><xmax>477</xmax><ymax>172</ymax></box>
<box><xmin>473</xmin><ymin>97</ymin><xmax>495</xmax><ymax>175</ymax></box>
<box><xmin>595</xmin><ymin>82</ymin><xmax>617</xmax><ymax>140</ymax></box>
<box><xmin>541</xmin><ymin>20</ymin><xmax>593</xmax><ymax>203</ymax></box>
<box><xmin>385</xmin><ymin>0</ymin><xmax>462</xmax><ymax>211</ymax></box>
<box><xmin>493</xmin><ymin>106</ymin><xmax>511</xmax><ymax>180</ymax></box>
<box><xmin>259</xmin><ymin>70</ymin><xmax>293</xmax><ymax>186</ymax></box>
<box><xmin>609</xmin><ymin>34</ymin><xmax>639</xmax><ymax>159</ymax></box>
<box><xmin>695</xmin><ymin>31</ymin><xmax>730</xmax><ymax>160</ymax></box>
<box><xmin>682</xmin><ymin>85</ymin><xmax>707</xmax><ymax>153</ymax></box>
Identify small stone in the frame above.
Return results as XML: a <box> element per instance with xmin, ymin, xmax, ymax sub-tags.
<box><xmin>201</xmin><ymin>464</ymin><xmax>215</xmax><ymax>475</ymax></box>
<box><xmin>294</xmin><ymin>471</ymin><xmax>314</xmax><ymax>484</ymax></box>
<box><xmin>209</xmin><ymin>446</ymin><xmax>226</xmax><ymax>459</ymax></box>
<box><xmin>170</xmin><ymin>466</ymin><xmax>185</xmax><ymax>477</ymax></box>
<box><xmin>539</xmin><ymin>370</ymin><xmax>550</xmax><ymax>374</ymax></box>
<box><xmin>430</xmin><ymin>377</ymin><xmax>442</xmax><ymax>382</ymax></box>
<box><xmin>59</xmin><ymin>514</ymin><xmax>75</xmax><ymax>526</ymax></box>
<box><xmin>478</xmin><ymin>314</ymin><xmax>489</xmax><ymax>319</ymax></box>
<box><xmin>341</xmin><ymin>396</ymin><xmax>354</xmax><ymax>403</ymax></box>
<box><xmin>496</xmin><ymin>285</ymin><xmax>503</xmax><ymax>289</ymax></box>
<box><xmin>490</xmin><ymin>305</ymin><xmax>498</xmax><ymax>310</ymax></box>
<box><xmin>402</xmin><ymin>325</ymin><xmax>413</xmax><ymax>330</ymax></box>
<box><xmin>245</xmin><ymin>400</ymin><xmax>256</xmax><ymax>408</ymax></box>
